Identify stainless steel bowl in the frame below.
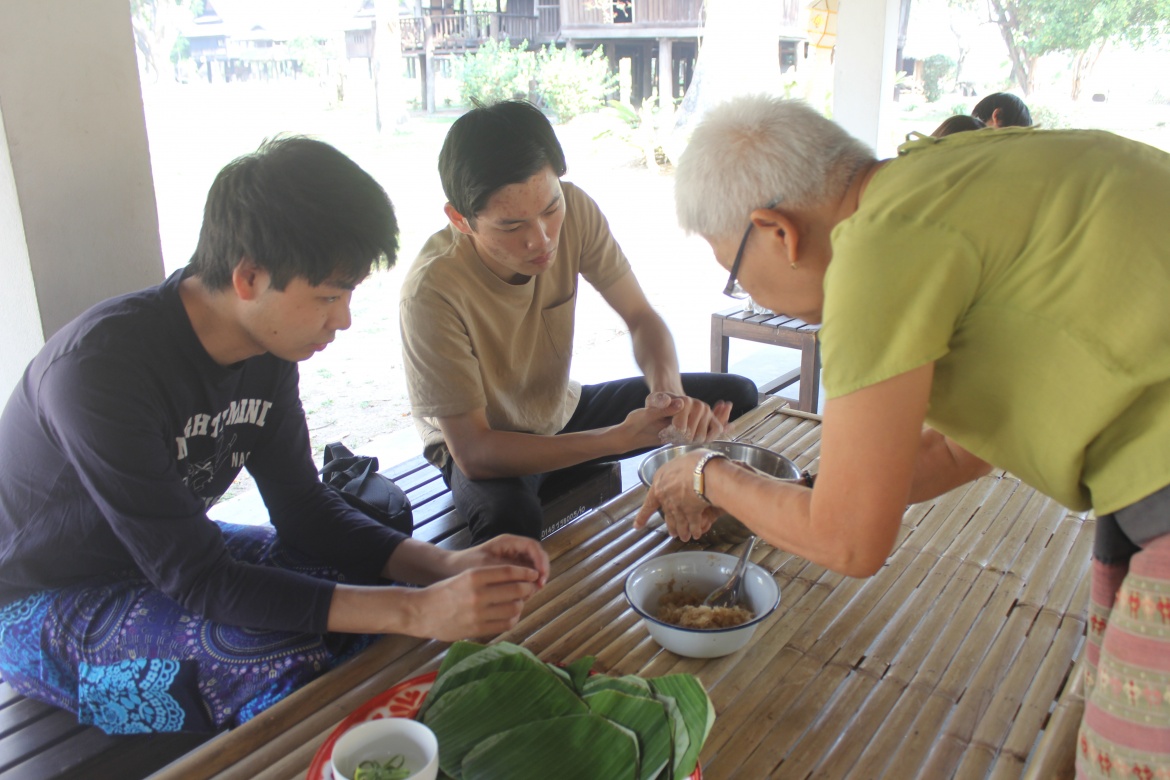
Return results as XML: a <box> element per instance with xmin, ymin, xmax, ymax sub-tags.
<box><xmin>638</xmin><ymin>440</ymin><xmax>801</xmax><ymax>487</ymax></box>
<box><xmin>638</xmin><ymin>441</ymin><xmax>801</xmax><ymax>544</ymax></box>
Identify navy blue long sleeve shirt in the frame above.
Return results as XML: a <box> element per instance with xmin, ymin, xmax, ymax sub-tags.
<box><xmin>0</xmin><ymin>270</ymin><xmax>406</xmax><ymax>633</ymax></box>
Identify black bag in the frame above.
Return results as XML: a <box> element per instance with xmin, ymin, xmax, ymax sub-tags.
<box><xmin>320</xmin><ymin>442</ymin><xmax>413</xmax><ymax>536</ymax></box>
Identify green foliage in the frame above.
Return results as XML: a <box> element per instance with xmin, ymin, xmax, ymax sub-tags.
<box><xmin>531</xmin><ymin>46</ymin><xmax>616</xmax><ymax>122</ymax></box>
<box><xmin>589</xmin><ymin>98</ymin><xmax>675</xmax><ymax>168</ymax></box>
<box><xmin>458</xmin><ymin>42</ymin><xmax>614</xmax><ymax>122</ymax></box>
<box><xmin>129</xmin><ymin>0</ymin><xmax>204</xmax><ymax>79</ymax></box>
<box><xmin>170</xmin><ymin>35</ymin><xmax>191</xmax><ymax>65</ymax></box>
<box><xmin>923</xmin><ymin>54</ymin><xmax>956</xmax><ymax>102</ymax></box>
<box><xmin>458</xmin><ymin>39</ymin><xmax>535</xmax><ymax>105</ymax></box>
<box><xmin>982</xmin><ymin>0</ymin><xmax>1170</xmax><ymax>93</ymax></box>
<box><xmin>1005</xmin><ymin>0</ymin><xmax>1170</xmax><ymax>58</ymax></box>
<box><xmin>288</xmin><ymin>36</ymin><xmax>332</xmax><ymax>79</ymax></box>
<box><xmin>1029</xmin><ymin>103</ymin><xmax>1071</xmax><ymax>128</ymax></box>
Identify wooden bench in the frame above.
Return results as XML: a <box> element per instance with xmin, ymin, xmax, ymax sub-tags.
<box><xmin>0</xmin><ymin>457</ymin><xmax>622</xmax><ymax>779</ymax></box>
<box><xmin>711</xmin><ymin>306</ymin><xmax>821</xmax><ymax>413</ymax></box>
<box><xmin>383</xmin><ymin>455</ymin><xmax>623</xmax><ymax>546</ymax></box>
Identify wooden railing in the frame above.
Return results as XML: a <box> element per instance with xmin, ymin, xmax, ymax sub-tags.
<box><xmin>400</xmin><ymin>12</ymin><xmax>552</xmax><ymax>52</ymax></box>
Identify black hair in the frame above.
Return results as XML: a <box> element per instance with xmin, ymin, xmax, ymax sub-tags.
<box><xmin>189</xmin><ymin>136</ymin><xmax>399</xmax><ymax>290</ymax></box>
<box><xmin>931</xmin><ymin>114</ymin><xmax>986</xmax><ymax>137</ymax></box>
<box><xmin>971</xmin><ymin>93</ymin><xmax>1033</xmax><ymax>128</ymax></box>
<box><xmin>438</xmin><ymin>100</ymin><xmax>567</xmax><ymax>225</ymax></box>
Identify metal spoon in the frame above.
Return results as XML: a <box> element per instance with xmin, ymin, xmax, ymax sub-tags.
<box><xmin>702</xmin><ymin>535</ymin><xmax>758</xmax><ymax>609</ymax></box>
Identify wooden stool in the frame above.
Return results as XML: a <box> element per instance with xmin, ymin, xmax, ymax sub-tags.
<box><xmin>710</xmin><ymin>306</ymin><xmax>821</xmax><ymax>413</ymax></box>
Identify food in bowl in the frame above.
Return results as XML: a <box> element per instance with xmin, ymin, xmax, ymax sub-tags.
<box><xmin>330</xmin><ymin>718</ymin><xmax>439</xmax><ymax>780</ymax></box>
<box><xmin>354</xmin><ymin>755</ymin><xmax>412</xmax><ymax>780</ymax></box>
<box><xmin>656</xmin><ymin>588</ymin><xmax>754</xmax><ymax>630</ymax></box>
<box><xmin>625</xmin><ymin>551</ymin><xmax>780</xmax><ymax>659</ymax></box>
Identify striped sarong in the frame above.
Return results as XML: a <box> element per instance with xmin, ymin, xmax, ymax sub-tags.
<box><xmin>0</xmin><ymin>522</ymin><xmax>376</xmax><ymax>734</ymax></box>
<box><xmin>1078</xmin><ymin>532</ymin><xmax>1170</xmax><ymax>778</ymax></box>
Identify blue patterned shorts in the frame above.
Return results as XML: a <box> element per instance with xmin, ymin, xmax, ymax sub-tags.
<box><xmin>0</xmin><ymin>523</ymin><xmax>376</xmax><ymax>734</ymax></box>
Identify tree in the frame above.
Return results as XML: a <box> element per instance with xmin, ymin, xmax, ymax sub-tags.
<box><xmin>985</xmin><ymin>0</ymin><xmax>1170</xmax><ymax>97</ymax></box>
<box><xmin>672</xmin><ymin>0</ymin><xmax>785</xmax><ymax>135</ymax></box>
<box><xmin>373</xmin><ymin>0</ymin><xmax>410</xmax><ymax>131</ymax></box>
<box><xmin>130</xmin><ymin>0</ymin><xmax>203</xmax><ymax>82</ymax></box>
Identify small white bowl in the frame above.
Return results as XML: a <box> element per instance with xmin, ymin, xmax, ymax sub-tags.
<box><xmin>625</xmin><ymin>551</ymin><xmax>780</xmax><ymax>659</ymax></box>
<box><xmin>331</xmin><ymin>718</ymin><xmax>439</xmax><ymax>780</ymax></box>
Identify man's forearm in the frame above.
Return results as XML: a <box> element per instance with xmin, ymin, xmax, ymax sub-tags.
<box><xmin>628</xmin><ymin>312</ymin><xmax>684</xmax><ymax>395</ymax></box>
<box><xmin>327</xmin><ymin>583</ymin><xmax>424</xmax><ymax>635</ymax></box>
<box><xmin>381</xmin><ymin>538</ymin><xmax>458</xmax><ymax>584</ymax></box>
<box><xmin>450</xmin><ymin>426</ymin><xmax>626</xmax><ymax>480</ymax></box>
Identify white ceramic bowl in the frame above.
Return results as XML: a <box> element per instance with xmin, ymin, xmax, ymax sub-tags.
<box><xmin>331</xmin><ymin>718</ymin><xmax>439</xmax><ymax>780</ymax></box>
<box><xmin>625</xmin><ymin>551</ymin><xmax>780</xmax><ymax>659</ymax></box>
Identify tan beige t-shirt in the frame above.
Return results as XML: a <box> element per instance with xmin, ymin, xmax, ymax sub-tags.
<box><xmin>400</xmin><ymin>181</ymin><xmax>632</xmax><ymax>468</ymax></box>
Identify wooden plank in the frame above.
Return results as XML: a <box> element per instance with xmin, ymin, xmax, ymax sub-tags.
<box><xmin>141</xmin><ymin>404</ymin><xmax>1093</xmax><ymax>780</ymax></box>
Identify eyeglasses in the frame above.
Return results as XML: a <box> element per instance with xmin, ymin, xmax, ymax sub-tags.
<box><xmin>721</xmin><ymin>221</ymin><xmax>754</xmax><ymax>300</ymax></box>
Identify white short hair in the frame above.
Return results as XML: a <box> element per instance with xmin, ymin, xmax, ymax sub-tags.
<box><xmin>675</xmin><ymin>95</ymin><xmax>876</xmax><ymax>241</ymax></box>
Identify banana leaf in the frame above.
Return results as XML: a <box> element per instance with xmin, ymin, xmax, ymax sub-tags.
<box><xmin>585</xmin><ymin>689</ymin><xmax>671</xmax><ymax>780</ymax></box>
<box><xmin>562</xmin><ymin>654</ymin><xmax>595</xmax><ymax>693</ymax></box>
<box><xmin>417</xmin><ymin>642</ymin><xmax>546</xmax><ymax>720</ymax></box>
<box><xmin>436</xmin><ymin>640</ymin><xmax>488</xmax><ymax>678</ymax></box>
<box><xmin>582</xmin><ymin>674</ymin><xmax>654</xmax><ymax>699</ymax></box>
<box><xmin>461</xmin><ymin>713</ymin><xmax>639</xmax><ymax>780</ymax></box>
<box><xmin>651</xmin><ymin>693</ymin><xmax>690</xmax><ymax>780</ymax></box>
<box><xmin>649</xmin><ymin>676</ymin><xmax>715</xmax><ymax>780</ymax></box>
<box><xmin>425</xmin><ymin>670</ymin><xmax>588</xmax><ymax>778</ymax></box>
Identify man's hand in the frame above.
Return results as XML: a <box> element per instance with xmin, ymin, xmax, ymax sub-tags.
<box><xmin>411</xmin><ymin>565</ymin><xmax>542</xmax><ymax>641</ymax></box>
<box><xmin>647</xmin><ymin>392</ymin><xmax>732</xmax><ymax>444</ymax></box>
<box><xmin>448</xmin><ymin>534</ymin><xmax>550</xmax><ymax>587</ymax></box>
<box><xmin>615</xmin><ymin>394</ymin><xmax>686</xmax><ymax>451</ymax></box>
<box><xmin>633</xmin><ymin>448</ymin><xmax>722</xmax><ymax>541</ymax></box>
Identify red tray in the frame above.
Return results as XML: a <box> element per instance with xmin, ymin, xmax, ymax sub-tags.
<box><xmin>306</xmin><ymin>671</ymin><xmax>702</xmax><ymax>779</ymax></box>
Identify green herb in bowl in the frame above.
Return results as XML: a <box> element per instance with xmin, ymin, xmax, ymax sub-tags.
<box><xmin>354</xmin><ymin>755</ymin><xmax>411</xmax><ymax>780</ymax></box>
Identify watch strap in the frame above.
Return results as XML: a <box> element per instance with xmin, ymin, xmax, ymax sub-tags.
<box><xmin>692</xmin><ymin>451</ymin><xmax>728</xmax><ymax>504</ymax></box>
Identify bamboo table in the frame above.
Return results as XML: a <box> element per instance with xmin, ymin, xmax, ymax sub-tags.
<box><xmin>149</xmin><ymin>397</ymin><xmax>1090</xmax><ymax>780</ymax></box>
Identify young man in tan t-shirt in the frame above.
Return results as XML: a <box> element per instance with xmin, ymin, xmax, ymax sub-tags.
<box><xmin>400</xmin><ymin>100</ymin><xmax>758</xmax><ymax>542</ymax></box>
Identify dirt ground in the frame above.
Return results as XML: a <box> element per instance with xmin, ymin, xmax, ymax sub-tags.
<box><xmin>142</xmin><ymin>80</ymin><xmax>736</xmax><ymax>494</ymax></box>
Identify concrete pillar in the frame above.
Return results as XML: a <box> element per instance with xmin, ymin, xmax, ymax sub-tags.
<box><xmin>658</xmin><ymin>38</ymin><xmax>673</xmax><ymax>109</ymax></box>
<box><xmin>832</xmin><ymin>0</ymin><xmax>901</xmax><ymax>156</ymax></box>
<box><xmin>0</xmin><ymin>0</ymin><xmax>164</xmax><ymax>397</ymax></box>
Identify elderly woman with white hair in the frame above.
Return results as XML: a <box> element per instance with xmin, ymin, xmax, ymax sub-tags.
<box><xmin>635</xmin><ymin>95</ymin><xmax>1170</xmax><ymax>778</ymax></box>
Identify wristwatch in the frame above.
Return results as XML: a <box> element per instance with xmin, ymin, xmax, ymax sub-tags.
<box><xmin>692</xmin><ymin>452</ymin><xmax>728</xmax><ymax>504</ymax></box>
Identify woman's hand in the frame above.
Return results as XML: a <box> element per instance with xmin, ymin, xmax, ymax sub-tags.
<box><xmin>634</xmin><ymin>449</ymin><xmax>723</xmax><ymax>541</ymax></box>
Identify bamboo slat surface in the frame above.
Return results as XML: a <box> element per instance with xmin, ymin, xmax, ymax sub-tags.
<box><xmin>149</xmin><ymin>398</ymin><xmax>1090</xmax><ymax>780</ymax></box>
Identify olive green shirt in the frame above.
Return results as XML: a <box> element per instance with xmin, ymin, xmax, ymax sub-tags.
<box><xmin>821</xmin><ymin>128</ymin><xmax>1170</xmax><ymax>514</ymax></box>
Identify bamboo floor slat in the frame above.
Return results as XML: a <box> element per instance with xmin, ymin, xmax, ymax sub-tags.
<box><xmin>148</xmin><ymin>408</ymin><xmax>1090</xmax><ymax>780</ymax></box>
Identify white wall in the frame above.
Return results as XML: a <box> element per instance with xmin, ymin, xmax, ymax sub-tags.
<box><xmin>833</xmin><ymin>0</ymin><xmax>902</xmax><ymax>156</ymax></box>
<box><xmin>0</xmin><ymin>106</ymin><xmax>42</xmax><ymax>397</ymax></box>
<box><xmin>0</xmin><ymin>0</ymin><xmax>164</xmax><ymax>396</ymax></box>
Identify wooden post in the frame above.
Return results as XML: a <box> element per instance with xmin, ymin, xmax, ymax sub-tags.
<box><xmin>639</xmin><ymin>41</ymin><xmax>653</xmax><ymax>106</ymax></box>
<box><xmin>423</xmin><ymin>18</ymin><xmax>436</xmax><ymax>114</ymax></box>
<box><xmin>604</xmin><ymin>42</ymin><xmax>619</xmax><ymax>100</ymax></box>
<box><xmin>658</xmin><ymin>38</ymin><xmax>673</xmax><ymax>110</ymax></box>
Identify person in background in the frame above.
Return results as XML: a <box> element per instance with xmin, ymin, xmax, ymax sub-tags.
<box><xmin>0</xmin><ymin>137</ymin><xmax>548</xmax><ymax>735</ymax></box>
<box><xmin>971</xmin><ymin>92</ymin><xmax>1033</xmax><ymax>127</ymax></box>
<box><xmin>637</xmin><ymin>95</ymin><xmax>1170</xmax><ymax>779</ymax></box>
<box><xmin>400</xmin><ymin>100</ymin><xmax>758</xmax><ymax>544</ymax></box>
<box><xmin>931</xmin><ymin>114</ymin><xmax>986</xmax><ymax>137</ymax></box>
